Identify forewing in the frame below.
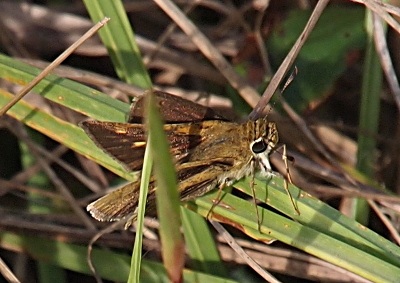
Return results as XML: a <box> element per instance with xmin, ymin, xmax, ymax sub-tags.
<box><xmin>128</xmin><ymin>90</ymin><xmax>227</xmax><ymax>123</ymax></box>
<box><xmin>80</xmin><ymin>121</ymin><xmax>147</xmax><ymax>171</ymax></box>
<box><xmin>80</xmin><ymin>120</ymin><xmax>205</xmax><ymax>171</ymax></box>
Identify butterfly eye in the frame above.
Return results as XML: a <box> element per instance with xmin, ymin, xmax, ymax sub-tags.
<box><xmin>251</xmin><ymin>139</ymin><xmax>267</xmax><ymax>154</ymax></box>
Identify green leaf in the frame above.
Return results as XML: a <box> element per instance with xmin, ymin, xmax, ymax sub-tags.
<box><xmin>267</xmin><ymin>6</ymin><xmax>366</xmax><ymax>112</ymax></box>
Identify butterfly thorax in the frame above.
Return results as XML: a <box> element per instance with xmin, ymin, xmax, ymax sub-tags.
<box><xmin>179</xmin><ymin>118</ymin><xmax>278</xmax><ymax>188</ymax></box>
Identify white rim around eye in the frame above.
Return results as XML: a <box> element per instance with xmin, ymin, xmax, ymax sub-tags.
<box><xmin>250</xmin><ymin>137</ymin><xmax>267</xmax><ymax>154</ymax></box>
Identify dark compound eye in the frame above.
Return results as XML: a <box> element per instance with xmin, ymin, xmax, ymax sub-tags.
<box><xmin>251</xmin><ymin>139</ymin><xmax>267</xmax><ymax>154</ymax></box>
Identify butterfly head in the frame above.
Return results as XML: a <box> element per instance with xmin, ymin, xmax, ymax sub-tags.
<box><xmin>249</xmin><ymin>121</ymin><xmax>278</xmax><ymax>175</ymax></box>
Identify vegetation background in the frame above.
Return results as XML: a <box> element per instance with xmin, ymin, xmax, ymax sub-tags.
<box><xmin>0</xmin><ymin>0</ymin><xmax>400</xmax><ymax>282</ymax></box>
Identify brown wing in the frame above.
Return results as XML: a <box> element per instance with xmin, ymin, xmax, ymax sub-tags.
<box><xmin>87</xmin><ymin>180</ymin><xmax>146</xmax><ymax>222</ymax></box>
<box><xmin>176</xmin><ymin>161</ymin><xmax>233</xmax><ymax>201</ymax></box>
<box><xmin>128</xmin><ymin>90</ymin><xmax>227</xmax><ymax>123</ymax></box>
<box><xmin>80</xmin><ymin>120</ymin><xmax>205</xmax><ymax>171</ymax></box>
<box><xmin>87</xmin><ymin>158</ymin><xmax>234</xmax><ymax>221</ymax></box>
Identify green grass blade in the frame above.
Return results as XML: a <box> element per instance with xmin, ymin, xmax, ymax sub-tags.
<box><xmin>129</xmin><ymin>140</ymin><xmax>153</xmax><ymax>283</ymax></box>
<box><xmin>0</xmin><ymin>89</ymin><xmax>133</xmax><ymax>181</ymax></box>
<box><xmin>83</xmin><ymin>0</ymin><xmax>152</xmax><ymax>88</ymax></box>
<box><xmin>3</xmin><ymin>80</ymin><xmax>399</xmax><ymax>281</ymax></box>
<box><xmin>186</xmin><ymin>176</ymin><xmax>400</xmax><ymax>282</ymax></box>
<box><xmin>190</xmin><ymin>194</ymin><xmax>400</xmax><ymax>282</ymax></box>
<box><xmin>354</xmin><ymin>8</ymin><xmax>383</xmax><ymax>224</ymax></box>
<box><xmin>147</xmin><ymin>92</ymin><xmax>185</xmax><ymax>281</ymax></box>
<box><xmin>0</xmin><ymin>232</ymin><xmax>236</xmax><ymax>283</ymax></box>
<box><xmin>181</xmin><ymin>207</ymin><xmax>227</xmax><ymax>277</ymax></box>
<box><xmin>2</xmin><ymin>53</ymin><xmax>399</xmax><ymax>282</ymax></box>
<box><xmin>357</xmin><ymin>10</ymin><xmax>383</xmax><ymax>177</ymax></box>
<box><xmin>0</xmin><ymin>54</ymin><xmax>129</xmax><ymax>122</ymax></box>
<box><xmin>21</xmin><ymin>136</ymin><xmax>68</xmax><ymax>283</ymax></box>
<box><xmin>237</xmin><ymin>177</ymin><xmax>400</xmax><ymax>264</ymax></box>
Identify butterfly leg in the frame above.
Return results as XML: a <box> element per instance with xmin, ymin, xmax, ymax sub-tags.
<box><xmin>249</xmin><ymin>159</ymin><xmax>263</xmax><ymax>231</ymax></box>
<box><xmin>176</xmin><ymin>160</ymin><xmax>233</xmax><ymax>219</ymax></box>
<box><xmin>274</xmin><ymin>144</ymin><xmax>299</xmax><ymax>215</ymax></box>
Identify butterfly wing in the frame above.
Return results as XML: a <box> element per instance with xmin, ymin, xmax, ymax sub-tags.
<box><xmin>80</xmin><ymin>120</ymin><xmax>205</xmax><ymax>171</ymax></box>
<box><xmin>87</xmin><ymin>158</ymin><xmax>234</xmax><ymax>221</ymax></box>
<box><xmin>128</xmin><ymin>90</ymin><xmax>227</xmax><ymax>123</ymax></box>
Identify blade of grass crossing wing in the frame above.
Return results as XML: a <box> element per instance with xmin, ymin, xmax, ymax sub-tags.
<box><xmin>146</xmin><ymin>92</ymin><xmax>185</xmax><ymax>282</ymax></box>
<box><xmin>129</xmin><ymin>139</ymin><xmax>153</xmax><ymax>283</ymax></box>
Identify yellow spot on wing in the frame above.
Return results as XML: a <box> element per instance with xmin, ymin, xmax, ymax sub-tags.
<box><xmin>115</xmin><ymin>126</ymin><xmax>128</xmax><ymax>134</ymax></box>
<box><xmin>132</xmin><ymin>141</ymin><xmax>146</xmax><ymax>148</ymax></box>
